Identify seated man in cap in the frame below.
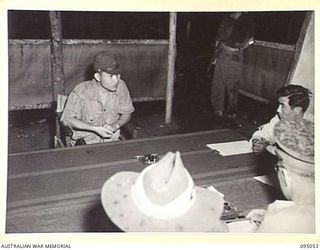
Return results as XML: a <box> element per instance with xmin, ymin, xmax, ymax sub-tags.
<box><xmin>247</xmin><ymin>118</ymin><xmax>315</xmax><ymax>233</ymax></box>
<box><xmin>251</xmin><ymin>84</ymin><xmax>312</xmax><ymax>153</ymax></box>
<box><xmin>61</xmin><ymin>51</ymin><xmax>135</xmax><ymax>146</ymax></box>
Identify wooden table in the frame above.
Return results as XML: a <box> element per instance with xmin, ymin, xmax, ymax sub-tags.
<box><xmin>6</xmin><ymin>129</ymin><xmax>281</xmax><ymax>233</ymax></box>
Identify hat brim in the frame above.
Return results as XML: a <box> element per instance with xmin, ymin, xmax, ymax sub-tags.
<box><xmin>105</xmin><ymin>67</ymin><xmax>121</xmax><ymax>75</ymax></box>
<box><xmin>101</xmin><ymin>172</ymin><xmax>228</xmax><ymax>232</ymax></box>
<box><xmin>276</xmin><ymin>143</ymin><xmax>314</xmax><ymax>164</ymax></box>
<box><xmin>99</xmin><ymin>66</ymin><xmax>121</xmax><ymax>75</ymax></box>
<box><xmin>275</xmin><ymin>147</ymin><xmax>314</xmax><ymax>175</ymax></box>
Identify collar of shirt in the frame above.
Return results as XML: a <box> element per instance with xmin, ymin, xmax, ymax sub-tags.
<box><xmin>92</xmin><ymin>79</ymin><xmax>120</xmax><ymax>103</ymax></box>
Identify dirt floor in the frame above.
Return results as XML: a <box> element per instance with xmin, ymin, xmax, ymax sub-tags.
<box><xmin>8</xmin><ymin>93</ymin><xmax>275</xmax><ymax>154</ymax></box>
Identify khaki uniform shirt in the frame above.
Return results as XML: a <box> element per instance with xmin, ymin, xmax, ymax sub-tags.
<box><xmin>250</xmin><ymin>115</ymin><xmax>280</xmax><ymax>145</ymax></box>
<box><xmin>61</xmin><ymin>79</ymin><xmax>134</xmax><ymax>145</ymax></box>
<box><xmin>250</xmin><ymin>113</ymin><xmax>313</xmax><ymax>144</ymax></box>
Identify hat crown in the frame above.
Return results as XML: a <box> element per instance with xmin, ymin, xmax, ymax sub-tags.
<box><xmin>143</xmin><ymin>152</ymin><xmax>190</xmax><ymax>205</ymax></box>
<box><xmin>93</xmin><ymin>51</ymin><xmax>120</xmax><ymax>74</ymax></box>
<box><xmin>131</xmin><ymin>151</ymin><xmax>196</xmax><ymax>220</ymax></box>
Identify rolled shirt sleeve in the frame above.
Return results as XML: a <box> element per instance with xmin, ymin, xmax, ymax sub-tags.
<box><xmin>60</xmin><ymin>89</ymin><xmax>83</xmax><ymax>128</ymax></box>
<box><xmin>117</xmin><ymin>80</ymin><xmax>135</xmax><ymax>114</ymax></box>
<box><xmin>250</xmin><ymin>115</ymin><xmax>280</xmax><ymax>144</ymax></box>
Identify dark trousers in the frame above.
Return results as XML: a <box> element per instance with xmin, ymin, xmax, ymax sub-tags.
<box><xmin>210</xmin><ymin>50</ymin><xmax>242</xmax><ymax>115</ymax></box>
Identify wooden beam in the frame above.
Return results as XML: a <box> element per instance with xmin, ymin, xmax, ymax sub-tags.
<box><xmin>238</xmin><ymin>89</ymin><xmax>271</xmax><ymax>104</ymax></box>
<box><xmin>254</xmin><ymin>40</ymin><xmax>295</xmax><ymax>51</ymax></box>
<box><xmin>9</xmin><ymin>103</ymin><xmax>52</xmax><ymax>110</ymax></box>
<box><xmin>9</xmin><ymin>39</ymin><xmax>169</xmax><ymax>45</ymax></box>
<box><xmin>165</xmin><ymin>12</ymin><xmax>177</xmax><ymax>124</ymax></box>
<box><xmin>49</xmin><ymin>11</ymin><xmax>65</xmax><ymax>100</ymax></box>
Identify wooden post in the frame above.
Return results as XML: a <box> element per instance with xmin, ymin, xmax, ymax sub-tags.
<box><xmin>49</xmin><ymin>11</ymin><xmax>65</xmax><ymax>101</ymax></box>
<box><xmin>186</xmin><ymin>20</ymin><xmax>191</xmax><ymax>41</ymax></box>
<box><xmin>165</xmin><ymin>12</ymin><xmax>177</xmax><ymax>124</ymax></box>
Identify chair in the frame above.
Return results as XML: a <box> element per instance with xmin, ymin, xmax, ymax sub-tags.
<box><xmin>54</xmin><ymin>94</ymin><xmax>72</xmax><ymax>148</ymax></box>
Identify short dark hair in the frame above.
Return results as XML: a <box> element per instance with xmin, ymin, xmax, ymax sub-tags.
<box><xmin>277</xmin><ymin>85</ymin><xmax>311</xmax><ymax>112</ymax></box>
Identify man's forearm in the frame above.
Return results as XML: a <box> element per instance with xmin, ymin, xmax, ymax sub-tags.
<box><xmin>63</xmin><ymin>113</ymin><xmax>131</xmax><ymax>132</ymax></box>
<box><xmin>64</xmin><ymin>117</ymin><xmax>97</xmax><ymax>133</ymax></box>
<box><xmin>111</xmin><ymin>113</ymin><xmax>132</xmax><ymax>128</ymax></box>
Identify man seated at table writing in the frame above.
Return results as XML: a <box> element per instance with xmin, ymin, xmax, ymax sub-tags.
<box><xmin>247</xmin><ymin>118</ymin><xmax>315</xmax><ymax>233</ymax></box>
<box><xmin>251</xmin><ymin>84</ymin><xmax>312</xmax><ymax>153</ymax></box>
<box><xmin>61</xmin><ymin>51</ymin><xmax>135</xmax><ymax>146</ymax></box>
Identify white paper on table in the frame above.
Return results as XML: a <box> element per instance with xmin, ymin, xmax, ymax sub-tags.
<box><xmin>227</xmin><ymin>219</ymin><xmax>258</xmax><ymax>233</ymax></box>
<box><xmin>253</xmin><ymin>173</ymin><xmax>280</xmax><ymax>189</ymax></box>
<box><xmin>206</xmin><ymin>185</ymin><xmax>225</xmax><ymax>198</ymax></box>
<box><xmin>206</xmin><ymin>140</ymin><xmax>253</xmax><ymax>156</ymax></box>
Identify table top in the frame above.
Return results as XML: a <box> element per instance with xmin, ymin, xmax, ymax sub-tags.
<box><xmin>6</xmin><ymin>129</ymin><xmax>281</xmax><ymax>233</ymax></box>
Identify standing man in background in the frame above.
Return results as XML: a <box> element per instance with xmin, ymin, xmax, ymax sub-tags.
<box><xmin>210</xmin><ymin>12</ymin><xmax>255</xmax><ymax>124</ymax></box>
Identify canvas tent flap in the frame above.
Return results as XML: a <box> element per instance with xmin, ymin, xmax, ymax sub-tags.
<box><xmin>9</xmin><ymin>43</ymin><xmax>53</xmax><ymax>109</ymax></box>
<box><xmin>9</xmin><ymin>39</ymin><xmax>297</xmax><ymax>110</ymax></box>
<box><xmin>9</xmin><ymin>40</ymin><xmax>169</xmax><ymax>110</ymax></box>
<box><xmin>241</xmin><ymin>44</ymin><xmax>294</xmax><ymax>102</ymax></box>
